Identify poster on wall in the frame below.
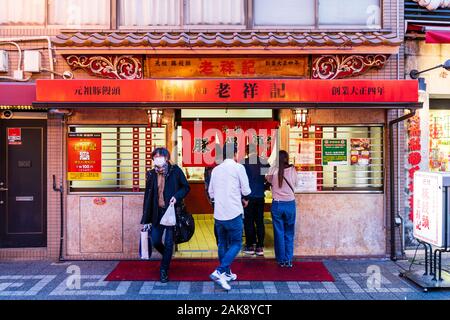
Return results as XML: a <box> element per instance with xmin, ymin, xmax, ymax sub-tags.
<box><xmin>297</xmin><ymin>139</ymin><xmax>316</xmax><ymax>165</ymax></box>
<box><xmin>7</xmin><ymin>128</ymin><xmax>22</xmax><ymax>145</ymax></box>
<box><xmin>322</xmin><ymin>139</ymin><xmax>347</xmax><ymax>165</ymax></box>
<box><xmin>295</xmin><ymin>171</ymin><xmax>317</xmax><ymax>192</ymax></box>
<box><xmin>67</xmin><ymin>133</ymin><xmax>102</xmax><ymax>181</ymax></box>
<box><xmin>413</xmin><ymin>171</ymin><xmax>445</xmax><ymax>247</ymax></box>
<box><xmin>350</xmin><ymin>138</ymin><xmax>370</xmax><ymax>166</ymax></box>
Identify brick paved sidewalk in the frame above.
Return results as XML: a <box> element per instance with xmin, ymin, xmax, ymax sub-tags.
<box><xmin>0</xmin><ymin>258</ymin><xmax>449</xmax><ymax>300</ymax></box>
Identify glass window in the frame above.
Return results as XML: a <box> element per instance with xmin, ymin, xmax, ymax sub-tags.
<box><xmin>0</xmin><ymin>0</ymin><xmax>45</xmax><ymax>25</ymax></box>
<box><xmin>119</xmin><ymin>0</ymin><xmax>180</xmax><ymax>27</ymax></box>
<box><xmin>429</xmin><ymin>110</ymin><xmax>450</xmax><ymax>172</ymax></box>
<box><xmin>253</xmin><ymin>0</ymin><xmax>315</xmax><ymax>26</ymax></box>
<box><xmin>318</xmin><ymin>0</ymin><xmax>381</xmax><ymax>27</ymax></box>
<box><xmin>289</xmin><ymin>125</ymin><xmax>384</xmax><ymax>192</ymax></box>
<box><xmin>48</xmin><ymin>0</ymin><xmax>110</xmax><ymax>27</ymax></box>
<box><xmin>186</xmin><ymin>0</ymin><xmax>244</xmax><ymax>25</ymax></box>
<box><xmin>68</xmin><ymin>126</ymin><xmax>166</xmax><ymax>192</ymax></box>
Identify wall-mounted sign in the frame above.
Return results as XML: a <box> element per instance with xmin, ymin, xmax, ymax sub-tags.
<box><xmin>295</xmin><ymin>171</ymin><xmax>317</xmax><ymax>192</ymax></box>
<box><xmin>413</xmin><ymin>171</ymin><xmax>448</xmax><ymax>247</ymax></box>
<box><xmin>350</xmin><ymin>138</ymin><xmax>370</xmax><ymax>166</ymax></box>
<box><xmin>36</xmin><ymin>79</ymin><xmax>419</xmax><ymax>104</ymax></box>
<box><xmin>322</xmin><ymin>139</ymin><xmax>347</xmax><ymax>165</ymax></box>
<box><xmin>297</xmin><ymin>139</ymin><xmax>316</xmax><ymax>165</ymax></box>
<box><xmin>7</xmin><ymin>128</ymin><xmax>22</xmax><ymax>145</ymax></box>
<box><xmin>145</xmin><ymin>57</ymin><xmax>309</xmax><ymax>78</ymax></box>
<box><xmin>67</xmin><ymin>133</ymin><xmax>102</xmax><ymax>181</ymax></box>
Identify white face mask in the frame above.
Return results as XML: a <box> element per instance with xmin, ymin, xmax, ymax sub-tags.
<box><xmin>153</xmin><ymin>156</ymin><xmax>166</xmax><ymax>167</ymax></box>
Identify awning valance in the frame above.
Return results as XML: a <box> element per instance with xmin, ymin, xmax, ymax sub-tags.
<box><xmin>0</xmin><ymin>83</ymin><xmax>36</xmax><ymax>106</ymax></box>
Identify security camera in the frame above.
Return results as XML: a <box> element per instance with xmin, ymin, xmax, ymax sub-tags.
<box><xmin>1</xmin><ymin>110</ymin><xmax>13</xmax><ymax>119</ymax></box>
<box><xmin>62</xmin><ymin>71</ymin><xmax>74</xmax><ymax>79</ymax></box>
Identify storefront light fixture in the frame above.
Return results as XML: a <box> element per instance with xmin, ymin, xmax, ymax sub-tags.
<box><xmin>147</xmin><ymin>109</ymin><xmax>163</xmax><ymax>127</ymax></box>
<box><xmin>409</xmin><ymin>59</ymin><xmax>450</xmax><ymax>79</ymax></box>
<box><xmin>293</xmin><ymin>108</ymin><xmax>310</xmax><ymax>127</ymax></box>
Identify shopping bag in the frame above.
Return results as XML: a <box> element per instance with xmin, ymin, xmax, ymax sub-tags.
<box><xmin>139</xmin><ymin>224</ymin><xmax>152</xmax><ymax>260</ymax></box>
<box><xmin>160</xmin><ymin>203</ymin><xmax>176</xmax><ymax>226</ymax></box>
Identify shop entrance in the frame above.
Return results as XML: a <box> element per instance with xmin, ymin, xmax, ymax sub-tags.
<box><xmin>0</xmin><ymin>119</ymin><xmax>47</xmax><ymax>248</ymax></box>
<box><xmin>173</xmin><ymin>109</ymin><xmax>277</xmax><ymax>259</ymax></box>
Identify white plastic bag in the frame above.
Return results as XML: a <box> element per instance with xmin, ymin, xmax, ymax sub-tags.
<box><xmin>160</xmin><ymin>203</ymin><xmax>176</xmax><ymax>226</ymax></box>
<box><xmin>139</xmin><ymin>224</ymin><xmax>152</xmax><ymax>260</ymax></box>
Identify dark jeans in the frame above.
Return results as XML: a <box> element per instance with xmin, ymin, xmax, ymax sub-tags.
<box><xmin>215</xmin><ymin>215</ymin><xmax>243</xmax><ymax>274</ymax></box>
<box><xmin>152</xmin><ymin>207</ymin><xmax>174</xmax><ymax>272</ymax></box>
<box><xmin>243</xmin><ymin>197</ymin><xmax>265</xmax><ymax>248</ymax></box>
<box><xmin>271</xmin><ymin>200</ymin><xmax>296</xmax><ymax>264</ymax></box>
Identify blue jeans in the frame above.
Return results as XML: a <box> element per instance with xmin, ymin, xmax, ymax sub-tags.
<box><xmin>215</xmin><ymin>215</ymin><xmax>243</xmax><ymax>274</ymax></box>
<box><xmin>152</xmin><ymin>208</ymin><xmax>174</xmax><ymax>272</ymax></box>
<box><xmin>271</xmin><ymin>200</ymin><xmax>296</xmax><ymax>264</ymax></box>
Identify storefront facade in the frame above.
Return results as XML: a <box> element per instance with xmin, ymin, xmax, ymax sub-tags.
<box><xmin>404</xmin><ymin>0</ymin><xmax>450</xmax><ymax>248</ymax></box>
<box><xmin>0</xmin><ymin>0</ymin><xmax>418</xmax><ymax>260</ymax></box>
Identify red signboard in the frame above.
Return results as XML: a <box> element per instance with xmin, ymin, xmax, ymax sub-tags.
<box><xmin>182</xmin><ymin>120</ymin><xmax>278</xmax><ymax>167</ymax></box>
<box><xmin>67</xmin><ymin>133</ymin><xmax>102</xmax><ymax>181</ymax></box>
<box><xmin>36</xmin><ymin>79</ymin><xmax>419</xmax><ymax>104</ymax></box>
<box><xmin>7</xmin><ymin>128</ymin><xmax>22</xmax><ymax>145</ymax></box>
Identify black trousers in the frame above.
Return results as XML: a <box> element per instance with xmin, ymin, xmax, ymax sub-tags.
<box><xmin>243</xmin><ymin>197</ymin><xmax>265</xmax><ymax>248</ymax></box>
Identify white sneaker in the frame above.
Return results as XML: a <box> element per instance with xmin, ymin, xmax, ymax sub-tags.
<box><xmin>223</xmin><ymin>271</ymin><xmax>237</xmax><ymax>282</ymax></box>
<box><xmin>210</xmin><ymin>270</ymin><xmax>231</xmax><ymax>290</ymax></box>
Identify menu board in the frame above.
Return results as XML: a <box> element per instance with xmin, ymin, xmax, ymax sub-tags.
<box><xmin>350</xmin><ymin>138</ymin><xmax>370</xmax><ymax>166</ymax></box>
<box><xmin>322</xmin><ymin>139</ymin><xmax>347</xmax><ymax>165</ymax></box>
<box><xmin>67</xmin><ymin>133</ymin><xmax>102</xmax><ymax>181</ymax></box>
<box><xmin>413</xmin><ymin>171</ymin><xmax>444</xmax><ymax>247</ymax></box>
<box><xmin>297</xmin><ymin>139</ymin><xmax>316</xmax><ymax>165</ymax></box>
<box><xmin>295</xmin><ymin>171</ymin><xmax>317</xmax><ymax>192</ymax></box>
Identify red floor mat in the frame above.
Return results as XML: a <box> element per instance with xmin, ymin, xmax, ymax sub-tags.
<box><xmin>105</xmin><ymin>259</ymin><xmax>335</xmax><ymax>282</ymax></box>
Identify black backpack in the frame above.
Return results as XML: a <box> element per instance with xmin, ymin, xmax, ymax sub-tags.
<box><xmin>175</xmin><ymin>203</ymin><xmax>195</xmax><ymax>244</ymax></box>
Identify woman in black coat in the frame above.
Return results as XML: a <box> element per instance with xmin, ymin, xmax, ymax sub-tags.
<box><xmin>141</xmin><ymin>147</ymin><xmax>190</xmax><ymax>282</ymax></box>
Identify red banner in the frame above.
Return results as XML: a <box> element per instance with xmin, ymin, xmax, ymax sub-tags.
<box><xmin>67</xmin><ymin>133</ymin><xmax>102</xmax><ymax>180</ymax></box>
<box><xmin>36</xmin><ymin>79</ymin><xmax>419</xmax><ymax>104</ymax></box>
<box><xmin>182</xmin><ymin>120</ymin><xmax>278</xmax><ymax>167</ymax></box>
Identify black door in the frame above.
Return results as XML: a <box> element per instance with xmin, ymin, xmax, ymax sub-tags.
<box><xmin>0</xmin><ymin>119</ymin><xmax>47</xmax><ymax>248</ymax></box>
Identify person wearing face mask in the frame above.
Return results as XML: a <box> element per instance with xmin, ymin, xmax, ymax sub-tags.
<box><xmin>141</xmin><ymin>147</ymin><xmax>190</xmax><ymax>283</ymax></box>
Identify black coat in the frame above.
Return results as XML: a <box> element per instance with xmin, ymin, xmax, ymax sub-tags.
<box><xmin>141</xmin><ymin>164</ymin><xmax>190</xmax><ymax>225</ymax></box>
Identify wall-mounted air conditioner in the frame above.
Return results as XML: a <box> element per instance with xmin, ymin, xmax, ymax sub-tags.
<box><xmin>0</xmin><ymin>50</ymin><xmax>8</xmax><ymax>72</ymax></box>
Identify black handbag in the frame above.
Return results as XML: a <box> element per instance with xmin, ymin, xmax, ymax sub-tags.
<box><xmin>174</xmin><ymin>204</ymin><xmax>195</xmax><ymax>244</ymax></box>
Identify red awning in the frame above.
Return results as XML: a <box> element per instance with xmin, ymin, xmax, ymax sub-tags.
<box><xmin>426</xmin><ymin>30</ymin><xmax>450</xmax><ymax>43</ymax></box>
<box><xmin>0</xmin><ymin>83</ymin><xmax>36</xmax><ymax>105</ymax></box>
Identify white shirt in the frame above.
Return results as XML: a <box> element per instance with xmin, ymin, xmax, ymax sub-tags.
<box><xmin>208</xmin><ymin>159</ymin><xmax>251</xmax><ymax>221</ymax></box>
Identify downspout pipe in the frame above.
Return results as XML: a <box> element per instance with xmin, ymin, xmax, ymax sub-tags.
<box><xmin>389</xmin><ymin>108</ymin><xmax>416</xmax><ymax>261</ymax></box>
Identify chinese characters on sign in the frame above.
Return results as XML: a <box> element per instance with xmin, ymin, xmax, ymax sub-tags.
<box><xmin>36</xmin><ymin>79</ymin><xmax>419</xmax><ymax>104</ymax></box>
<box><xmin>146</xmin><ymin>57</ymin><xmax>309</xmax><ymax>78</ymax></box>
<box><xmin>413</xmin><ymin>172</ymin><xmax>444</xmax><ymax>247</ymax></box>
<box><xmin>67</xmin><ymin>133</ymin><xmax>102</xmax><ymax>181</ymax></box>
<box><xmin>322</xmin><ymin>139</ymin><xmax>348</xmax><ymax>166</ymax></box>
<box><xmin>297</xmin><ymin>139</ymin><xmax>316</xmax><ymax>165</ymax></box>
<box><xmin>74</xmin><ymin>86</ymin><xmax>121</xmax><ymax>96</ymax></box>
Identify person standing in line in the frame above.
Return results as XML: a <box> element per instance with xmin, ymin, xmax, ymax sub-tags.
<box><xmin>243</xmin><ymin>143</ymin><xmax>270</xmax><ymax>256</ymax></box>
<box><xmin>266</xmin><ymin>150</ymin><xmax>298</xmax><ymax>268</ymax></box>
<box><xmin>208</xmin><ymin>143</ymin><xmax>251</xmax><ymax>290</ymax></box>
<box><xmin>141</xmin><ymin>147</ymin><xmax>190</xmax><ymax>283</ymax></box>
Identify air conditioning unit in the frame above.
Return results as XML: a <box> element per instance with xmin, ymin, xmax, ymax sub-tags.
<box><xmin>23</xmin><ymin>50</ymin><xmax>41</xmax><ymax>73</ymax></box>
<box><xmin>0</xmin><ymin>50</ymin><xmax>8</xmax><ymax>72</ymax></box>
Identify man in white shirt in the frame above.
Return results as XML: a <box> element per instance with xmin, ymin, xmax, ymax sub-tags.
<box><xmin>208</xmin><ymin>143</ymin><xmax>251</xmax><ymax>290</ymax></box>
